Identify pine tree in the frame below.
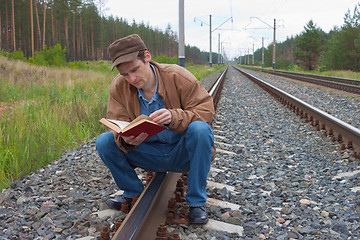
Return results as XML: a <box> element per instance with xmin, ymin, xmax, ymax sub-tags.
<box><xmin>294</xmin><ymin>20</ymin><xmax>325</xmax><ymax>70</ymax></box>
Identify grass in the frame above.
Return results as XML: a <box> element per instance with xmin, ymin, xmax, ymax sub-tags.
<box><xmin>186</xmin><ymin>64</ymin><xmax>224</xmax><ymax>80</ymax></box>
<box><xmin>310</xmin><ymin>70</ymin><xmax>360</xmax><ymax>80</ymax></box>
<box><xmin>0</xmin><ymin>56</ymin><xmax>112</xmax><ymax>190</ymax></box>
<box><xmin>0</xmin><ymin>56</ymin><xmax>224</xmax><ymax>191</ymax></box>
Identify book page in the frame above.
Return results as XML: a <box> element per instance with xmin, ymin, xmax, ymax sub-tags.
<box><xmin>131</xmin><ymin>114</ymin><xmax>153</xmax><ymax>125</ymax></box>
<box><xmin>107</xmin><ymin>119</ymin><xmax>130</xmax><ymax>130</ymax></box>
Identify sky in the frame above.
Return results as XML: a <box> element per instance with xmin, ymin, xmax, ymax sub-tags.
<box><xmin>104</xmin><ymin>0</ymin><xmax>359</xmax><ymax>60</ymax></box>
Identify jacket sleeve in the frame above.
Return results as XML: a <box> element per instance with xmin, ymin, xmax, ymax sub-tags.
<box><xmin>106</xmin><ymin>78</ymin><xmax>137</xmax><ymax>152</ymax></box>
<box><xmin>167</xmin><ymin>78</ymin><xmax>215</xmax><ymax>133</ymax></box>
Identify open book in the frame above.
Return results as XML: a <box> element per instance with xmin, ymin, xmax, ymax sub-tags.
<box><xmin>99</xmin><ymin>114</ymin><xmax>166</xmax><ymax>140</ymax></box>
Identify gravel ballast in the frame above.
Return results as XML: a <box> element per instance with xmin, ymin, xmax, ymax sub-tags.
<box><xmin>0</xmin><ymin>66</ymin><xmax>359</xmax><ymax>240</ymax></box>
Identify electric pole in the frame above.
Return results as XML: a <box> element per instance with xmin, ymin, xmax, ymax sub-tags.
<box><xmin>252</xmin><ymin>43</ymin><xmax>254</xmax><ymax>66</ymax></box>
<box><xmin>247</xmin><ymin>49</ymin><xmax>250</xmax><ymax>65</ymax></box>
<box><xmin>272</xmin><ymin>19</ymin><xmax>276</xmax><ymax>69</ymax></box>
<box><xmin>218</xmin><ymin>34</ymin><xmax>220</xmax><ymax>65</ymax></box>
<box><xmin>194</xmin><ymin>15</ymin><xmax>232</xmax><ymax>67</ymax></box>
<box><xmin>262</xmin><ymin>37</ymin><xmax>264</xmax><ymax>69</ymax></box>
<box><xmin>178</xmin><ymin>0</ymin><xmax>185</xmax><ymax>67</ymax></box>
<box><xmin>209</xmin><ymin>15</ymin><xmax>212</xmax><ymax>67</ymax></box>
<box><xmin>245</xmin><ymin>17</ymin><xmax>281</xmax><ymax>69</ymax></box>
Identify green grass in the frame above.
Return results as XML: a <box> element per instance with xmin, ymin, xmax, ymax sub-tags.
<box><xmin>0</xmin><ymin>57</ymin><xmax>111</xmax><ymax>190</ymax></box>
<box><xmin>186</xmin><ymin>64</ymin><xmax>224</xmax><ymax>80</ymax></box>
<box><xmin>0</xmin><ymin>56</ymin><xmax>223</xmax><ymax>191</ymax></box>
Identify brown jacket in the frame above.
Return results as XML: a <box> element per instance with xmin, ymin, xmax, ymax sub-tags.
<box><xmin>106</xmin><ymin>61</ymin><xmax>215</xmax><ymax>153</ymax></box>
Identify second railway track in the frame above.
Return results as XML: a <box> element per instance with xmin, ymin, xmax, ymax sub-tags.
<box><xmin>0</xmin><ymin>66</ymin><xmax>359</xmax><ymax>240</ymax></box>
<box><xmin>243</xmin><ymin>67</ymin><xmax>360</xmax><ymax>95</ymax></box>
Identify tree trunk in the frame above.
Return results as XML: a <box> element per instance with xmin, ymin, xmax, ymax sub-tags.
<box><xmin>72</xmin><ymin>10</ymin><xmax>76</xmax><ymax>60</ymax></box>
<box><xmin>76</xmin><ymin>25</ymin><xmax>80</xmax><ymax>60</ymax></box>
<box><xmin>84</xmin><ymin>26</ymin><xmax>88</xmax><ymax>59</ymax></box>
<box><xmin>30</xmin><ymin>0</ymin><xmax>34</xmax><ymax>57</ymax></box>
<box><xmin>50</xmin><ymin>0</ymin><xmax>55</xmax><ymax>45</ymax></box>
<box><xmin>91</xmin><ymin>21</ymin><xmax>94</xmax><ymax>60</ymax></box>
<box><xmin>11</xmin><ymin>0</ymin><xmax>15</xmax><ymax>50</ymax></box>
<box><xmin>0</xmin><ymin>9</ymin><xmax>2</xmax><ymax>50</ymax></box>
<box><xmin>42</xmin><ymin>0</ymin><xmax>46</xmax><ymax>49</ymax></box>
<box><xmin>5</xmin><ymin>1</ymin><xmax>9</xmax><ymax>50</ymax></box>
<box><xmin>64</xmin><ymin>17</ymin><xmax>69</xmax><ymax>60</ymax></box>
<box><xmin>33</xmin><ymin>0</ymin><xmax>42</xmax><ymax>50</ymax></box>
<box><xmin>78</xmin><ymin>14</ymin><xmax>83</xmax><ymax>60</ymax></box>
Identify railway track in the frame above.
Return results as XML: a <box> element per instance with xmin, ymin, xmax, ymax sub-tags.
<box><xmin>102</xmin><ymin>66</ymin><xmax>360</xmax><ymax>239</ymax></box>
<box><xmin>233</xmin><ymin>66</ymin><xmax>360</xmax><ymax>160</ymax></box>
<box><xmin>242</xmin><ymin>67</ymin><xmax>360</xmax><ymax>95</ymax></box>
<box><xmin>1</xmin><ymin>65</ymin><xmax>359</xmax><ymax>239</ymax></box>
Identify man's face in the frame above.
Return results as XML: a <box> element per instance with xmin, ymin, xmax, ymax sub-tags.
<box><xmin>116</xmin><ymin>52</ymin><xmax>151</xmax><ymax>89</ymax></box>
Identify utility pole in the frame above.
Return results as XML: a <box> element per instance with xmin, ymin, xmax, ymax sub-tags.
<box><xmin>209</xmin><ymin>15</ymin><xmax>212</xmax><ymax>67</ymax></box>
<box><xmin>247</xmin><ymin>49</ymin><xmax>250</xmax><ymax>65</ymax></box>
<box><xmin>217</xmin><ymin>33</ymin><xmax>220</xmax><ymax>65</ymax></box>
<box><xmin>178</xmin><ymin>0</ymin><xmax>185</xmax><ymax>67</ymax></box>
<box><xmin>220</xmin><ymin>42</ymin><xmax>223</xmax><ymax>64</ymax></box>
<box><xmin>245</xmin><ymin>17</ymin><xmax>280</xmax><ymax>69</ymax></box>
<box><xmin>194</xmin><ymin>15</ymin><xmax>232</xmax><ymax>67</ymax></box>
<box><xmin>252</xmin><ymin>43</ymin><xmax>254</xmax><ymax>66</ymax></box>
<box><xmin>272</xmin><ymin>19</ymin><xmax>276</xmax><ymax>69</ymax></box>
<box><xmin>262</xmin><ymin>37</ymin><xmax>264</xmax><ymax>69</ymax></box>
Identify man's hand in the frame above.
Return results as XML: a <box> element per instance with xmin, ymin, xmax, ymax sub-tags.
<box><xmin>122</xmin><ymin>132</ymin><xmax>148</xmax><ymax>146</ymax></box>
<box><xmin>150</xmin><ymin>109</ymin><xmax>172</xmax><ymax>125</ymax></box>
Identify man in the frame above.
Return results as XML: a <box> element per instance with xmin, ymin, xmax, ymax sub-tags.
<box><xmin>96</xmin><ymin>34</ymin><xmax>215</xmax><ymax>224</ymax></box>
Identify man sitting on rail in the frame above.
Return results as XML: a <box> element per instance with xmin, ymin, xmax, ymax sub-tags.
<box><xmin>96</xmin><ymin>34</ymin><xmax>215</xmax><ymax>224</ymax></box>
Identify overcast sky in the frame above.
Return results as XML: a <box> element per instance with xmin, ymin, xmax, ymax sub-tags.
<box><xmin>105</xmin><ymin>0</ymin><xmax>359</xmax><ymax>59</ymax></box>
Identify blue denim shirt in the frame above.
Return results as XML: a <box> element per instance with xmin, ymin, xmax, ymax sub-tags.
<box><xmin>137</xmin><ymin>64</ymin><xmax>182</xmax><ymax>144</ymax></box>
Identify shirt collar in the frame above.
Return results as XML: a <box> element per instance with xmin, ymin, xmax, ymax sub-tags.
<box><xmin>137</xmin><ymin>63</ymin><xmax>159</xmax><ymax>102</ymax></box>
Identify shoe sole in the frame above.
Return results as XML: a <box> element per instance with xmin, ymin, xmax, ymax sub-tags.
<box><xmin>188</xmin><ymin>218</ymin><xmax>209</xmax><ymax>224</ymax></box>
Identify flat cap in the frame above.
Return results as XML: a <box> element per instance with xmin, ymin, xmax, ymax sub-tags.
<box><xmin>108</xmin><ymin>34</ymin><xmax>147</xmax><ymax>71</ymax></box>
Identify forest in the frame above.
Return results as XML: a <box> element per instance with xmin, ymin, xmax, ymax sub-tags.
<box><xmin>0</xmin><ymin>0</ymin><xmax>218</xmax><ymax>65</ymax></box>
<box><xmin>1</xmin><ymin>1</ymin><xmax>360</xmax><ymax>70</ymax></box>
<box><xmin>245</xmin><ymin>3</ymin><xmax>360</xmax><ymax>72</ymax></box>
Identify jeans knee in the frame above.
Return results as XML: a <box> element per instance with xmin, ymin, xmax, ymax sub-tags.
<box><xmin>186</xmin><ymin>121</ymin><xmax>213</xmax><ymax>143</ymax></box>
<box><xmin>96</xmin><ymin>132</ymin><xmax>114</xmax><ymax>153</ymax></box>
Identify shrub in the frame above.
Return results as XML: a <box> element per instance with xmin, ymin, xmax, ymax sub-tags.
<box><xmin>29</xmin><ymin>44</ymin><xmax>67</xmax><ymax>67</ymax></box>
<box><xmin>6</xmin><ymin>49</ymin><xmax>26</xmax><ymax>61</ymax></box>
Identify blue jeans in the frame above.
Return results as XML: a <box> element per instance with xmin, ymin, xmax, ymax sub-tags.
<box><xmin>96</xmin><ymin>121</ymin><xmax>214</xmax><ymax>207</ymax></box>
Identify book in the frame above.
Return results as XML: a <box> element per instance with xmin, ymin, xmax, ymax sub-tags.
<box><xmin>99</xmin><ymin>114</ymin><xmax>166</xmax><ymax>140</ymax></box>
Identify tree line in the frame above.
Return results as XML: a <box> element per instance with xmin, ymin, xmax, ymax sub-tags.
<box><xmin>239</xmin><ymin>3</ymin><xmax>360</xmax><ymax>72</ymax></box>
<box><xmin>0</xmin><ymin>0</ymin><xmax>217</xmax><ymax>65</ymax></box>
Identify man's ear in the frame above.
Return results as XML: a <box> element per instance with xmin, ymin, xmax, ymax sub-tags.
<box><xmin>144</xmin><ymin>50</ymin><xmax>151</xmax><ymax>61</ymax></box>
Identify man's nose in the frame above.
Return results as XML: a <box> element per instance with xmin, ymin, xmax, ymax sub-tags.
<box><xmin>128</xmin><ymin>73</ymin><xmax>136</xmax><ymax>83</ymax></box>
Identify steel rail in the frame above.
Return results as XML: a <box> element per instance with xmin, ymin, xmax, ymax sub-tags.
<box><xmin>242</xmin><ymin>66</ymin><xmax>360</xmax><ymax>94</ymax></box>
<box><xmin>112</xmin><ymin>66</ymin><xmax>229</xmax><ymax>240</ymax></box>
<box><xmin>233</xmin><ymin>66</ymin><xmax>360</xmax><ymax>159</ymax></box>
<box><xmin>262</xmin><ymin>69</ymin><xmax>360</xmax><ymax>86</ymax></box>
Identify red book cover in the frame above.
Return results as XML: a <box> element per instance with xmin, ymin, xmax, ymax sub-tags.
<box><xmin>99</xmin><ymin>115</ymin><xmax>166</xmax><ymax>140</ymax></box>
<box><xmin>120</xmin><ymin>120</ymin><xmax>167</xmax><ymax>140</ymax></box>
